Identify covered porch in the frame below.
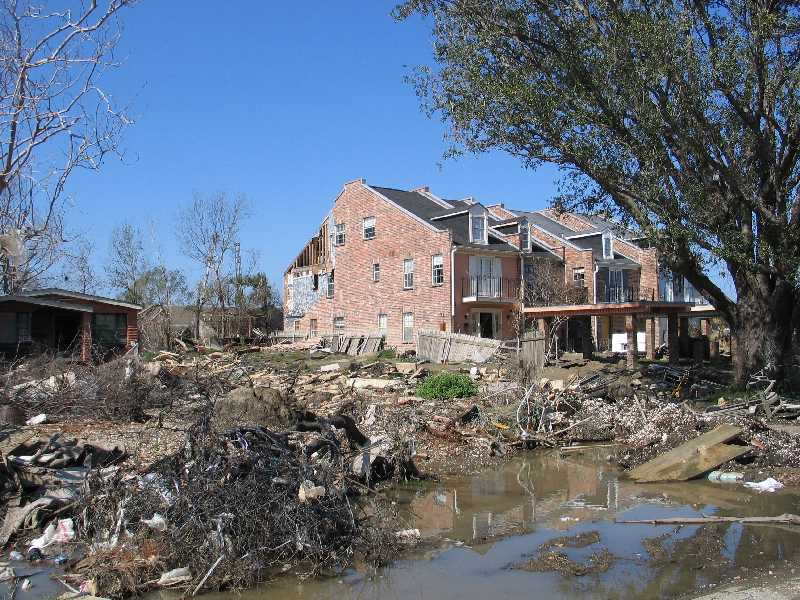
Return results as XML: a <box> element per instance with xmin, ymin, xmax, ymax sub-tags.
<box><xmin>523</xmin><ymin>300</ymin><xmax>693</xmax><ymax>368</ymax></box>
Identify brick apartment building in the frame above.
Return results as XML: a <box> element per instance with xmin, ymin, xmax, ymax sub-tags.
<box><xmin>283</xmin><ymin>178</ymin><xmax>712</xmax><ymax>356</ymax></box>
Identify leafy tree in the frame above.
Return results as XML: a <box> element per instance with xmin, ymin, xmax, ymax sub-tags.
<box><xmin>396</xmin><ymin>0</ymin><xmax>800</xmax><ymax>384</ymax></box>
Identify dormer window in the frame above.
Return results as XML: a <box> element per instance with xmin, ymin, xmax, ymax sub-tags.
<box><xmin>602</xmin><ymin>232</ymin><xmax>613</xmax><ymax>258</ymax></box>
<box><xmin>470</xmin><ymin>213</ymin><xmax>487</xmax><ymax>244</ymax></box>
<box><xmin>520</xmin><ymin>218</ymin><xmax>530</xmax><ymax>251</ymax></box>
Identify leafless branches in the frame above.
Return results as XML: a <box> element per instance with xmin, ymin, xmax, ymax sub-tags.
<box><xmin>0</xmin><ymin>0</ymin><xmax>136</xmax><ymax>292</ymax></box>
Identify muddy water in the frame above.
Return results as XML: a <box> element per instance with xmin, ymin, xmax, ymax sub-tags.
<box><xmin>203</xmin><ymin>448</ymin><xmax>800</xmax><ymax>600</ymax></box>
<box><xmin>7</xmin><ymin>448</ymin><xmax>800</xmax><ymax>600</ymax></box>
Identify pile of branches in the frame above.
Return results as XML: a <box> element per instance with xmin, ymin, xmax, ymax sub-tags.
<box><xmin>2</xmin><ymin>351</ymin><xmax>170</xmax><ymax>422</ymax></box>
<box><xmin>73</xmin><ymin>420</ymin><xmax>399</xmax><ymax>597</ymax></box>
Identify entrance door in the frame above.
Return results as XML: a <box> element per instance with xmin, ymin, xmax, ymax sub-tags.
<box><xmin>479</xmin><ymin>312</ymin><xmax>494</xmax><ymax>338</ymax></box>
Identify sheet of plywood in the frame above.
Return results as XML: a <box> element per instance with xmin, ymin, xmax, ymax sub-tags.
<box><xmin>627</xmin><ymin>424</ymin><xmax>747</xmax><ymax>483</ymax></box>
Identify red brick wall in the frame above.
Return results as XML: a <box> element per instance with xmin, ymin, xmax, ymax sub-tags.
<box><xmin>293</xmin><ymin>182</ymin><xmax>454</xmax><ymax>347</ymax></box>
<box><xmin>613</xmin><ymin>240</ymin><xmax>659</xmax><ymax>299</ymax></box>
<box><xmin>486</xmin><ymin>204</ymin><xmax>517</xmax><ymax>220</ymax></box>
<box><xmin>541</xmin><ymin>209</ymin><xmax>596</xmax><ymax>232</ymax></box>
<box><xmin>563</xmin><ymin>248</ymin><xmax>595</xmax><ymax>302</ymax></box>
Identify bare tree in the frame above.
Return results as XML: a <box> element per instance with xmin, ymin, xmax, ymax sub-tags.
<box><xmin>522</xmin><ymin>258</ymin><xmax>586</xmax><ymax>360</ymax></box>
<box><xmin>0</xmin><ymin>0</ymin><xmax>136</xmax><ymax>292</ymax></box>
<box><xmin>106</xmin><ymin>223</ymin><xmax>148</xmax><ymax>304</ymax></box>
<box><xmin>176</xmin><ymin>192</ymin><xmax>248</xmax><ymax>339</ymax></box>
<box><xmin>61</xmin><ymin>239</ymin><xmax>98</xmax><ymax>294</ymax></box>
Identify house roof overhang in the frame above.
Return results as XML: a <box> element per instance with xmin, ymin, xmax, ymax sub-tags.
<box><xmin>523</xmin><ymin>301</ymin><xmax>694</xmax><ymax>318</ymax></box>
<box><xmin>0</xmin><ymin>295</ymin><xmax>93</xmax><ymax>313</ymax></box>
<box><xmin>22</xmin><ymin>288</ymin><xmax>141</xmax><ymax>310</ymax></box>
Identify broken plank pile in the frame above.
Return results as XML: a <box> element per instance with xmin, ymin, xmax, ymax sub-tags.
<box><xmin>323</xmin><ymin>332</ymin><xmax>384</xmax><ymax>356</ymax></box>
<box><xmin>626</xmin><ymin>425</ymin><xmax>750</xmax><ymax>483</ymax></box>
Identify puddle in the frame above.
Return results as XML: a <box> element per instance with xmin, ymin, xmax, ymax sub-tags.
<box><xmin>9</xmin><ymin>448</ymin><xmax>800</xmax><ymax>600</ymax></box>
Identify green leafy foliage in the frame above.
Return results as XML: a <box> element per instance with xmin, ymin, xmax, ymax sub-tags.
<box><xmin>416</xmin><ymin>371</ymin><xmax>477</xmax><ymax>400</ymax></box>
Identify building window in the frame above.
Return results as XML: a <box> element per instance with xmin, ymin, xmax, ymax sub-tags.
<box><xmin>520</xmin><ymin>219</ymin><xmax>530</xmax><ymax>251</ymax></box>
<box><xmin>312</xmin><ymin>273</ymin><xmax>319</xmax><ymax>291</ymax></box>
<box><xmin>17</xmin><ymin>313</ymin><xmax>32</xmax><ymax>343</ymax></box>
<box><xmin>333</xmin><ymin>316</ymin><xmax>345</xmax><ymax>330</ymax></box>
<box><xmin>92</xmin><ymin>314</ymin><xmax>127</xmax><ymax>348</ymax></box>
<box><xmin>334</xmin><ymin>223</ymin><xmax>346</xmax><ymax>246</ymax></box>
<box><xmin>573</xmin><ymin>267</ymin><xmax>585</xmax><ymax>286</ymax></box>
<box><xmin>362</xmin><ymin>217</ymin><xmax>376</xmax><ymax>240</ymax></box>
<box><xmin>402</xmin><ymin>312</ymin><xmax>414</xmax><ymax>343</ymax></box>
<box><xmin>432</xmin><ymin>254</ymin><xmax>444</xmax><ymax>285</ymax></box>
<box><xmin>326</xmin><ymin>271</ymin><xmax>334</xmax><ymax>298</ymax></box>
<box><xmin>403</xmin><ymin>258</ymin><xmax>414</xmax><ymax>289</ymax></box>
<box><xmin>372</xmin><ymin>262</ymin><xmax>380</xmax><ymax>282</ymax></box>
<box><xmin>310</xmin><ymin>319</ymin><xmax>318</xmax><ymax>337</ymax></box>
<box><xmin>602</xmin><ymin>232</ymin><xmax>613</xmax><ymax>258</ymax></box>
<box><xmin>293</xmin><ymin>320</ymin><xmax>301</xmax><ymax>332</ymax></box>
<box><xmin>470</xmin><ymin>214</ymin><xmax>487</xmax><ymax>244</ymax></box>
<box><xmin>378</xmin><ymin>313</ymin><xmax>387</xmax><ymax>335</ymax></box>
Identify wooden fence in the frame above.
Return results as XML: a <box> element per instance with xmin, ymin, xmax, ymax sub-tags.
<box><xmin>519</xmin><ymin>333</ymin><xmax>546</xmax><ymax>378</ymax></box>
<box><xmin>416</xmin><ymin>330</ymin><xmax>502</xmax><ymax>364</ymax></box>
<box><xmin>322</xmin><ymin>331</ymin><xmax>384</xmax><ymax>356</ymax></box>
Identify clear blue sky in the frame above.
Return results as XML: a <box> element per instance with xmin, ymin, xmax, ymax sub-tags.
<box><xmin>64</xmin><ymin>1</ymin><xmax>560</xmax><ymax>291</ymax></box>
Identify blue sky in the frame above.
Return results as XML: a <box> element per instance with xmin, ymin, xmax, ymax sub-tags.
<box><xmin>63</xmin><ymin>1</ymin><xmax>560</xmax><ymax>291</ymax></box>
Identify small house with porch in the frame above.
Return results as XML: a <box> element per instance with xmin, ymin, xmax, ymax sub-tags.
<box><xmin>0</xmin><ymin>288</ymin><xmax>141</xmax><ymax>362</ymax></box>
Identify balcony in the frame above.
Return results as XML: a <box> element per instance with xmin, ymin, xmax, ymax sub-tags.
<box><xmin>595</xmin><ymin>280</ymin><xmax>655</xmax><ymax>303</ymax></box>
<box><xmin>461</xmin><ymin>276</ymin><xmax>520</xmax><ymax>303</ymax></box>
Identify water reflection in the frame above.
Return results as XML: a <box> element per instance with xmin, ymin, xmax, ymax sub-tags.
<box><xmin>183</xmin><ymin>448</ymin><xmax>800</xmax><ymax>600</ymax></box>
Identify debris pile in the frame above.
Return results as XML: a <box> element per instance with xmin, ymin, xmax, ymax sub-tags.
<box><xmin>72</xmin><ymin>421</ymin><xmax>399</xmax><ymax>597</ymax></box>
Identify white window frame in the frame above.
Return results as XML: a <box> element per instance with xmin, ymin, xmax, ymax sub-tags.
<box><xmin>431</xmin><ymin>254</ymin><xmax>444</xmax><ymax>285</ymax></box>
<box><xmin>333</xmin><ymin>316</ymin><xmax>345</xmax><ymax>330</ymax></box>
<box><xmin>402</xmin><ymin>312</ymin><xmax>414</xmax><ymax>343</ymax></box>
<box><xmin>310</xmin><ymin>318</ymin><xmax>318</xmax><ymax>337</ymax></box>
<box><xmin>520</xmin><ymin>219</ymin><xmax>530</xmax><ymax>251</ymax></box>
<box><xmin>362</xmin><ymin>216</ymin><xmax>376</xmax><ymax>240</ymax></box>
<box><xmin>378</xmin><ymin>313</ymin><xmax>388</xmax><ymax>334</ymax></box>
<box><xmin>403</xmin><ymin>258</ymin><xmax>414</xmax><ymax>290</ymax></box>
<box><xmin>602</xmin><ymin>231</ymin><xmax>614</xmax><ymax>258</ymax></box>
<box><xmin>573</xmin><ymin>267</ymin><xmax>585</xmax><ymax>285</ymax></box>
<box><xmin>334</xmin><ymin>223</ymin><xmax>346</xmax><ymax>246</ymax></box>
<box><xmin>469</xmin><ymin>212</ymin><xmax>487</xmax><ymax>244</ymax></box>
<box><xmin>372</xmin><ymin>262</ymin><xmax>380</xmax><ymax>282</ymax></box>
<box><xmin>326</xmin><ymin>271</ymin><xmax>334</xmax><ymax>298</ymax></box>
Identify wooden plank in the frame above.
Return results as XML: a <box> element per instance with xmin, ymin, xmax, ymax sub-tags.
<box><xmin>627</xmin><ymin>424</ymin><xmax>746</xmax><ymax>482</ymax></box>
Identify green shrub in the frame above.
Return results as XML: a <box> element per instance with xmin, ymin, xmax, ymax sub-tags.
<box><xmin>416</xmin><ymin>371</ymin><xmax>477</xmax><ymax>400</ymax></box>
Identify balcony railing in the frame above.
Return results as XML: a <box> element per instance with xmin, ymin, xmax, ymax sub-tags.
<box><xmin>461</xmin><ymin>276</ymin><xmax>520</xmax><ymax>301</ymax></box>
<box><xmin>595</xmin><ymin>280</ymin><xmax>655</xmax><ymax>303</ymax></box>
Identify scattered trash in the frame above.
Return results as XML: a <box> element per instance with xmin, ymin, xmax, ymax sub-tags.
<box><xmin>743</xmin><ymin>478</ymin><xmax>785</xmax><ymax>493</ymax></box>
<box><xmin>25</xmin><ymin>413</ymin><xmax>48</xmax><ymax>425</ymax></box>
<box><xmin>9</xmin><ymin>551</ymin><xmax>24</xmax><ymax>561</ymax></box>
<box><xmin>395</xmin><ymin>529</ymin><xmax>421</xmax><ymax>543</ymax></box>
<box><xmin>297</xmin><ymin>480</ymin><xmax>326</xmax><ymax>503</ymax></box>
<box><xmin>707</xmin><ymin>471</ymin><xmax>744</xmax><ymax>482</ymax></box>
<box><xmin>156</xmin><ymin>567</ymin><xmax>192</xmax><ymax>587</ymax></box>
<box><xmin>29</xmin><ymin>519</ymin><xmax>75</xmax><ymax>549</ymax></box>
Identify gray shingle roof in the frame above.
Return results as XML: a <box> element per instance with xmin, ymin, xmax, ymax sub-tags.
<box><xmin>369</xmin><ymin>185</ymin><xmax>518</xmax><ymax>252</ymax></box>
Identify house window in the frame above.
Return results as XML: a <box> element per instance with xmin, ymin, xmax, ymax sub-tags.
<box><xmin>403</xmin><ymin>258</ymin><xmax>414</xmax><ymax>289</ymax></box>
<box><xmin>372</xmin><ymin>262</ymin><xmax>380</xmax><ymax>282</ymax></box>
<box><xmin>470</xmin><ymin>214</ymin><xmax>487</xmax><ymax>244</ymax></box>
<box><xmin>17</xmin><ymin>313</ymin><xmax>32</xmax><ymax>343</ymax></box>
<box><xmin>362</xmin><ymin>217</ymin><xmax>376</xmax><ymax>240</ymax></box>
<box><xmin>293</xmin><ymin>320</ymin><xmax>301</xmax><ymax>332</ymax></box>
<box><xmin>92</xmin><ymin>314</ymin><xmax>127</xmax><ymax>348</ymax></box>
<box><xmin>312</xmin><ymin>273</ymin><xmax>319</xmax><ymax>291</ymax></box>
<box><xmin>573</xmin><ymin>267</ymin><xmax>585</xmax><ymax>286</ymax></box>
<box><xmin>402</xmin><ymin>312</ymin><xmax>414</xmax><ymax>343</ymax></box>
<box><xmin>378</xmin><ymin>313</ymin><xmax>387</xmax><ymax>335</ymax></box>
<box><xmin>326</xmin><ymin>271</ymin><xmax>334</xmax><ymax>298</ymax></box>
<box><xmin>333</xmin><ymin>316</ymin><xmax>345</xmax><ymax>330</ymax></box>
<box><xmin>520</xmin><ymin>219</ymin><xmax>530</xmax><ymax>251</ymax></box>
<box><xmin>602</xmin><ymin>232</ymin><xmax>613</xmax><ymax>258</ymax></box>
<box><xmin>334</xmin><ymin>223</ymin><xmax>346</xmax><ymax>246</ymax></box>
<box><xmin>431</xmin><ymin>254</ymin><xmax>444</xmax><ymax>285</ymax></box>
<box><xmin>310</xmin><ymin>319</ymin><xmax>318</xmax><ymax>337</ymax></box>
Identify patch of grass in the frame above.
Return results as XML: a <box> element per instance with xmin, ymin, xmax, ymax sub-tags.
<box><xmin>377</xmin><ymin>348</ymin><xmax>396</xmax><ymax>359</ymax></box>
<box><xmin>416</xmin><ymin>371</ymin><xmax>477</xmax><ymax>400</ymax></box>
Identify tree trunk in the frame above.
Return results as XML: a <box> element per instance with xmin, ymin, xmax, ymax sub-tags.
<box><xmin>731</xmin><ymin>279</ymin><xmax>796</xmax><ymax>387</ymax></box>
